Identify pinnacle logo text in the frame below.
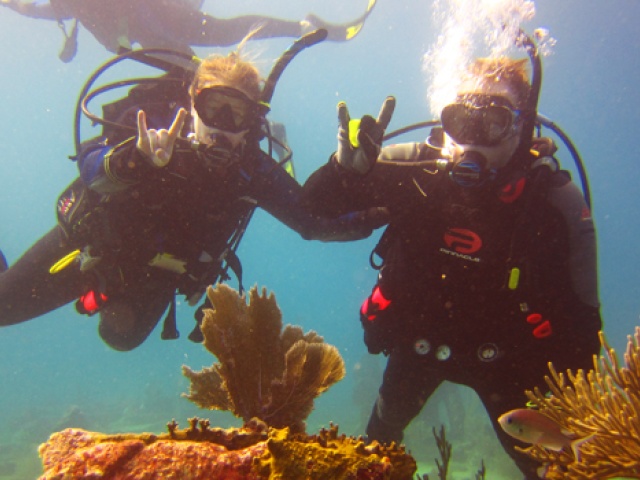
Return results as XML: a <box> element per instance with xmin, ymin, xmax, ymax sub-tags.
<box><xmin>440</xmin><ymin>228</ymin><xmax>482</xmax><ymax>263</ymax></box>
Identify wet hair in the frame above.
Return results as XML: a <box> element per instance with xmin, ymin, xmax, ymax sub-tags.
<box><xmin>189</xmin><ymin>52</ymin><xmax>262</xmax><ymax>101</ymax></box>
<box><xmin>465</xmin><ymin>57</ymin><xmax>531</xmax><ymax>108</ymax></box>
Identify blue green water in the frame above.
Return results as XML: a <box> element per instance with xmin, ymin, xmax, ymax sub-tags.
<box><xmin>0</xmin><ymin>0</ymin><xmax>639</xmax><ymax>478</ymax></box>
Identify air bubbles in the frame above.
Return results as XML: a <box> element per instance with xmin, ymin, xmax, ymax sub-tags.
<box><xmin>423</xmin><ymin>0</ymin><xmax>549</xmax><ymax>116</ymax></box>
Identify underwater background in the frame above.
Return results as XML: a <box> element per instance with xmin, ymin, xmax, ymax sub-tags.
<box><xmin>0</xmin><ymin>0</ymin><xmax>639</xmax><ymax>478</ymax></box>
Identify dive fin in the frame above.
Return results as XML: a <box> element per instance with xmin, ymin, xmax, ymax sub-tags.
<box><xmin>58</xmin><ymin>19</ymin><xmax>78</xmax><ymax>63</ymax></box>
<box><xmin>161</xmin><ymin>295</ymin><xmax>179</xmax><ymax>340</ymax></box>
<box><xmin>0</xmin><ymin>249</ymin><xmax>7</xmax><ymax>273</ymax></box>
<box><xmin>303</xmin><ymin>0</ymin><xmax>378</xmax><ymax>41</ymax></box>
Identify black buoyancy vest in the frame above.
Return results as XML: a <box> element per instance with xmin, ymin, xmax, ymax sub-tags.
<box><xmin>372</xmin><ymin>167</ymin><xmax>559</xmax><ymax>346</ymax></box>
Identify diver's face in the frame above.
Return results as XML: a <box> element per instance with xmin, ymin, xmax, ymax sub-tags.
<box><xmin>443</xmin><ymin>81</ymin><xmax>523</xmax><ymax>170</ymax></box>
<box><xmin>191</xmin><ymin>82</ymin><xmax>258</xmax><ymax>147</ymax></box>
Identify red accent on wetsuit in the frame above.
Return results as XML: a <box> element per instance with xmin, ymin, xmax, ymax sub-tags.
<box><xmin>361</xmin><ymin>286</ymin><xmax>392</xmax><ymax>321</ymax></box>
<box><xmin>532</xmin><ymin>320</ymin><xmax>552</xmax><ymax>338</ymax></box>
<box><xmin>526</xmin><ymin>313</ymin><xmax>542</xmax><ymax>324</ymax></box>
<box><xmin>498</xmin><ymin>177</ymin><xmax>526</xmax><ymax>204</ymax></box>
<box><xmin>81</xmin><ymin>291</ymin><xmax>108</xmax><ymax>313</ymax></box>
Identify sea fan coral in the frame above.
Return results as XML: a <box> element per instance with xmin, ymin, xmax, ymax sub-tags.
<box><xmin>183</xmin><ymin>284</ymin><xmax>346</xmax><ymax>433</ymax></box>
<box><xmin>519</xmin><ymin>328</ymin><xmax>640</xmax><ymax>479</ymax></box>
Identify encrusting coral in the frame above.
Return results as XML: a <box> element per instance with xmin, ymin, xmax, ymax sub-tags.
<box><xmin>39</xmin><ymin>419</ymin><xmax>418</xmax><ymax>479</ymax></box>
<box><xmin>518</xmin><ymin>328</ymin><xmax>640</xmax><ymax>479</ymax></box>
<box><xmin>182</xmin><ymin>284</ymin><xmax>346</xmax><ymax>433</ymax></box>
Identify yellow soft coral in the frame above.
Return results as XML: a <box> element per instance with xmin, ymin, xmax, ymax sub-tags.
<box><xmin>520</xmin><ymin>328</ymin><xmax>640</xmax><ymax>479</ymax></box>
<box><xmin>182</xmin><ymin>284</ymin><xmax>345</xmax><ymax>433</ymax></box>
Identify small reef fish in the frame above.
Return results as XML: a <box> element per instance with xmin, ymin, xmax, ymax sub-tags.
<box><xmin>498</xmin><ymin>408</ymin><xmax>572</xmax><ymax>451</ymax></box>
<box><xmin>498</xmin><ymin>408</ymin><xmax>593</xmax><ymax>461</ymax></box>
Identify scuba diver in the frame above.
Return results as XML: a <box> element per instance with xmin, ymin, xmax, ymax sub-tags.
<box><xmin>1</xmin><ymin>0</ymin><xmax>377</xmax><ymax>63</ymax></box>
<box><xmin>0</xmin><ymin>32</ymin><xmax>388</xmax><ymax>352</ymax></box>
<box><xmin>300</xmin><ymin>38</ymin><xmax>601</xmax><ymax>478</ymax></box>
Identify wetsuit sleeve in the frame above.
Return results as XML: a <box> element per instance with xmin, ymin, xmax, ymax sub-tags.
<box><xmin>78</xmin><ymin>138</ymin><xmax>154</xmax><ymax>193</ymax></box>
<box><xmin>301</xmin><ymin>143</ymin><xmax>425</xmax><ymax>217</ymax></box>
<box><xmin>548</xmin><ymin>179</ymin><xmax>600</xmax><ymax>308</ymax></box>
<box><xmin>250</xmin><ymin>153</ymin><xmax>386</xmax><ymax>242</ymax></box>
<box><xmin>544</xmin><ymin>176</ymin><xmax>602</xmax><ymax>352</ymax></box>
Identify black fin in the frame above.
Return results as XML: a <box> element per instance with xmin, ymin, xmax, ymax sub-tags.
<box><xmin>58</xmin><ymin>19</ymin><xmax>78</xmax><ymax>63</ymax></box>
<box><xmin>161</xmin><ymin>295</ymin><xmax>179</xmax><ymax>340</ymax></box>
<box><xmin>0</xmin><ymin>250</ymin><xmax>7</xmax><ymax>273</ymax></box>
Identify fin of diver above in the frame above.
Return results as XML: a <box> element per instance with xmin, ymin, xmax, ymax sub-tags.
<box><xmin>301</xmin><ymin>0</ymin><xmax>378</xmax><ymax>41</ymax></box>
<box><xmin>0</xmin><ymin>249</ymin><xmax>7</xmax><ymax>273</ymax></box>
<box><xmin>58</xmin><ymin>18</ymin><xmax>79</xmax><ymax>63</ymax></box>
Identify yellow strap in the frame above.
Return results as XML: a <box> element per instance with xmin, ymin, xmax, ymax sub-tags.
<box><xmin>49</xmin><ymin>249</ymin><xmax>81</xmax><ymax>274</ymax></box>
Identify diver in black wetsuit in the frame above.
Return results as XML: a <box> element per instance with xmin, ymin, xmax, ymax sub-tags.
<box><xmin>0</xmin><ymin>46</ymin><xmax>386</xmax><ymax>351</ymax></box>
<box><xmin>1</xmin><ymin>0</ymin><xmax>377</xmax><ymax>62</ymax></box>
<box><xmin>301</xmin><ymin>54</ymin><xmax>601</xmax><ymax>478</ymax></box>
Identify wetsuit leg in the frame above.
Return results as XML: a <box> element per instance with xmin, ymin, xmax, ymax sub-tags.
<box><xmin>0</xmin><ymin>226</ymin><xmax>84</xmax><ymax>326</ymax></box>
<box><xmin>366</xmin><ymin>349</ymin><xmax>443</xmax><ymax>444</ymax></box>
<box><xmin>97</xmin><ymin>268</ymin><xmax>176</xmax><ymax>351</ymax></box>
<box><xmin>469</xmin><ymin>363</ymin><xmax>546</xmax><ymax>480</ymax></box>
<box><xmin>480</xmin><ymin>331</ymin><xmax>600</xmax><ymax>478</ymax></box>
<box><xmin>133</xmin><ymin>2</ymin><xmax>301</xmax><ymax>49</ymax></box>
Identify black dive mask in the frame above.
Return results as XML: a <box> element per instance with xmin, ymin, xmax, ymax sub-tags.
<box><xmin>441</xmin><ymin>95</ymin><xmax>521</xmax><ymax>147</ymax></box>
<box><xmin>194</xmin><ymin>86</ymin><xmax>261</xmax><ymax>133</ymax></box>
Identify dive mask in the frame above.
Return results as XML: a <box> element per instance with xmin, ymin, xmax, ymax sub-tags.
<box><xmin>193</xmin><ymin>86</ymin><xmax>261</xmax><ymax>133</ymax></box>
<box><xmin>441</xmin><ymin>95</ymin><xmax>521</xmax><ymax>147</ymax></box>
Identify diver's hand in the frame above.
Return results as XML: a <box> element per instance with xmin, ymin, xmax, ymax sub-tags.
<box><xmin>363</xmin><ymin>207</ymin><xmax>390</xmax><ymax>230</ymax></box>
<box><xmin>136</xmin><ymin>108</ymin><xmax>187</xmax><ymax>168</ymax></box>
<box><xmin>335</xmin><ymin>96</ymin><xmax>395</xmax><ymax>175</ymax></box>
<box><xmin>531</xmin><ymin>137</ymin><xmax>558</xmax><ymax>157</ymax></box>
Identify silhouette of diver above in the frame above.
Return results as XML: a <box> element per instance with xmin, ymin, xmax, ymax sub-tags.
<box><xmin>1</xmin><ymin>0</ymin><xmax>378</xmax><ymax>62</ymax></box>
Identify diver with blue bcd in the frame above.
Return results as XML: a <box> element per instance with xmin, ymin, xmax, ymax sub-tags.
<box><xmin>0</xmin><ymin>30</ymin><xmax>388</xmax><ymax>350</ymax></box>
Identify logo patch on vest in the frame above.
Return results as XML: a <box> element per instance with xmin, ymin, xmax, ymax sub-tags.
<box><xmin>440</xmin><ymin>228</ymin><xmax>482</xmax><ymax>262</ymax></box>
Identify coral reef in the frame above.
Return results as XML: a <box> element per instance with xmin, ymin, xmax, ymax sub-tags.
<box><xmin>39</xmin><ymin>419</ymin><xmax>417</xmax><ymax>479</ymax></box>
<box><xmin>518</xmin><ymin>328</ymin><xmax>640</xmax><ymax>479</ymax></box>
<box><xmin>38</xmin><ymin>285</ymin><xmax>419</xmax><ymax>477</ymax></box>
<box><xmin>416</xmin><ymin>425</ymin><xmax>486</xmax><ymax>480</ymax></box>
<box><xmin>183</xmin><ymin>284</ymin><xmax>345</xmax><ymax>433</ymax></box>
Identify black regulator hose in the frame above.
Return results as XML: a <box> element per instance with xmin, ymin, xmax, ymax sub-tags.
<box><xmin>73</xmin><ymin>48</ymin><xmax>196</xmax><ymax>161</ymax></box>
<box><xmin>515</xmin><ymin>29</ymin><xmax>543</xmax><ymax>162</ymax></box>
<box><xmin>260</xmin><ymin>28</ymin><xmax>328</xmax><ymax>107</ymax></box>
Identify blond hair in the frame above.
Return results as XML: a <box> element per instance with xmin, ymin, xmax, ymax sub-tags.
<box><xmin>189</xmin><ymin>52</ymin><xmax>262</xmax><ymax>101</ymax></box>
<box><xmin>465</xmin><ymin>57</ymin><xmax>531</xmax><ymax>108</ymax></box>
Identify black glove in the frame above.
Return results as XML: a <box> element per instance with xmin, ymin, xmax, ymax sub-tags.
<box><xmin>335</xmin><ymin>96</ymin><xmax>396</xmax><ymax>174</ymax></box>
<box><xmin>531</xmin><ymin>137</ymin><xmax>558</xmax><ymax>157</ymax></box>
